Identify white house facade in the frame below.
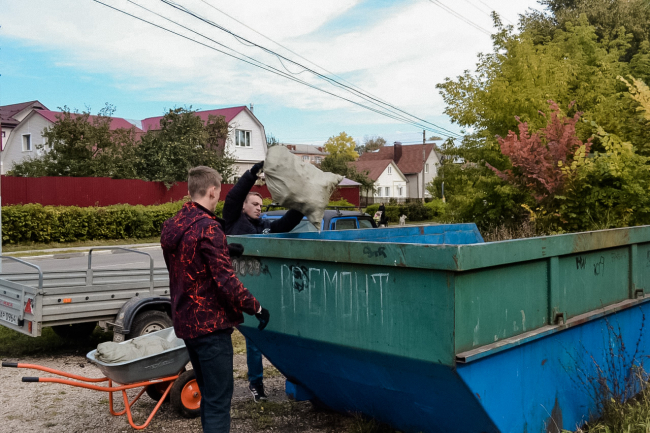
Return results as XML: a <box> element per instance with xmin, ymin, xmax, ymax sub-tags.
<box><xmin>373</xmin><ymin>161</ymin><xmax>407</xmax><ymax>199</ymax></box>
<box><xmin>224</xmin><ymin>108</ymin><xmax>267</xmax><ymax>178</ymax></box>
<box><xmin>1</xmin><ymin>110</ymin><xmax>52</xmax><ymax>174</ymax></box>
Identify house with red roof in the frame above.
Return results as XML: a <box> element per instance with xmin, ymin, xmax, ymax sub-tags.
<box><xmin>0</xmin><ymin>102</ymin><xmax>266</xmax><ymax>177</ymax></box>
<box><xmin>139</xmin><ymin>105</ymin><xmax>266</xmax><ymax>180</ymax></box>
<box><xmin>351</xmin><ymin>142</ymin><xmax>441</xmax><ymax>203</ymax></box>
<box><xmin>0</xmin><ymin>104</ymin><xmax>144</xmax><ymax>174</ymax></box>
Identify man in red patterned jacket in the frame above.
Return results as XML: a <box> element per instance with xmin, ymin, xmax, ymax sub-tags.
<box><xmin>161</xmin><ymin>166</ymin><xmax>269</xmax><ymax>433</ymax></box>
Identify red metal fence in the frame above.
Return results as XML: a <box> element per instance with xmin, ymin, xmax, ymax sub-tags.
<box><xmin>0</xmin><ymin>176</ymin><xmax>360</xmax><ymax>207</ymax></box>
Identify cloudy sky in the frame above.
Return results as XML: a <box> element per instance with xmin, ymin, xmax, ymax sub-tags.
<box><xmin>1</xmin><ymin>0</ymin><xmax>542</xmax><ymax>145</ymax></box>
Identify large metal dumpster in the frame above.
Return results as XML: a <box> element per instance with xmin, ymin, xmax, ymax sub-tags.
<box><xmin>230</xmin><ymin>224</ymin><xmax>650</xmax><ymax>433</ymax></box>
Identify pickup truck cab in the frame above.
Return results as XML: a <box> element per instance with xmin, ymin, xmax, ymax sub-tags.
<box><xmin>261</xmin><ymin>209</ymin><xmax>377</xmax><ymax>232</ymax></box>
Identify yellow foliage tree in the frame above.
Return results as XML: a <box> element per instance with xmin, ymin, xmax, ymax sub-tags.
<box><xmin>323</xmin><ymin>132</ymin><xmax>358</xmax><ymax>160</ymax></box>
<box><xmin>619</xmin><ymin>76</ymin><xmax>650</xmax><ymax>121</ymax></box>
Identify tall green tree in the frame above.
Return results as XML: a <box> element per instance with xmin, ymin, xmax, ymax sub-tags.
<box><xmin>134</xmin><ymin>108</ymin><xmax>236</xmax><ymax>184</ymax></box>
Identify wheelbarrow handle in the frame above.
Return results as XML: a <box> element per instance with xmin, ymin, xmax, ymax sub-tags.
<box><xmin>22</xmin><ymin>377</ymin><xmax>40</xmax><ymax>382</ymax></box>
<box><xmin>2</xmin><ymin>362</ymin><xmax>18</xmax><ymax>368</ymax></box>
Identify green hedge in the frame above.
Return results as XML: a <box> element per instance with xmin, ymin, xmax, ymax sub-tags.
<box><xmin>2</xmin><ymin>198</ymin><xmax>357</xmax><ymax>245</ymax></box>
<box><xmin>2</xmin><ymin>201</ymin><xmax>187</xmax><ymax>244</ymax></box>
<box><xmin>365</xmin><ymin>201</ymin><xmax>435</xmax><ymax>223</ymax></box>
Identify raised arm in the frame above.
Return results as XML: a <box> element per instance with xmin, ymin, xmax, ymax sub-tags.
<box><xmin>269</xmin><ymin>209</ymin><xmax>305</xmax><ymax>233</ymax></box>
<box><xmin>223</xmin><ymin>162</ymin><xmax>263</xmax><ymax>226</ymax></box>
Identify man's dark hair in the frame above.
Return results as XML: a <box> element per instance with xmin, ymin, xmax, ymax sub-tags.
<box><xmin>188</xmin><ymin>166</ymin><xmax>222</xmax><ymax>199</ymax></box>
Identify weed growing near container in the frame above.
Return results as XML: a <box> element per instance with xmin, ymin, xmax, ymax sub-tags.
<box><xmin>565</xmin><ymin>312</ymin><xmax>650</xmax><ymax>432</ymax></box>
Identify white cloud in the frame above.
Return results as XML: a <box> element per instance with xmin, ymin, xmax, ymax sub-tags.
<box><xmin>2</xmin><ymin>0</ymin><xmax>542</xmax><ymax>131</ymax></box>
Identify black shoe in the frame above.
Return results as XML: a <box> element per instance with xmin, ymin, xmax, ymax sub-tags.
<box><xmin>249</xmin><ymin>382</ymin><xmax>268</xmax><ymax>402</ymax></box>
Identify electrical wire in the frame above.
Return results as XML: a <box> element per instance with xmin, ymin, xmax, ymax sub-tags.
<box><xmin>91</xmin><ymin>0</ymin><xmax>458</xmax><ymax>137</ymax></box>
<box><xmin>465</xmin><ymin>0</ymin><xmax>515</xmax><ymax>25</ymax></box>
<box><xmin>157</xmin><ymin>0</ymin><xmax>463</xmax><ymax>138</ymax></box>
<box><xmin>196</xmin><ymin>0</ymin><xmax>399</xmax><ymax>113</ymax></box>
<box><xmin>427</xmin><ymin>0</ymin><xmax>492</xmax><ymax>35</ymax></box>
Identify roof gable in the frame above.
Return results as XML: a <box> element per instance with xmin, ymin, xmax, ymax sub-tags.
<box><xmin>357</xmin><ymin>143</ymin><xmax>436</xmax><ymax>174</ymax></box>
<box><xmin>0</xmin><ymin>101</ymin><xmax>48</xmax><ymax>127</ymax></box>
<box><xmin>350</xmin><ymin>159</ymin><xmax>393</xmax><ymax>181</ymax></box>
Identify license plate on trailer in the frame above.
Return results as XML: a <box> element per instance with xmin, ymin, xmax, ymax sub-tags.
<box><xmin>0</xmin><ymin>310</ymin><xmax>19</xmax><ymax>325</ymax></box>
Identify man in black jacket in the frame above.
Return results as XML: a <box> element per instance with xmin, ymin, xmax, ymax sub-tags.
<box><xmin>223</xmin><ymin>161</ymin><xmax>303</xmax><ymax>402</ymax></box>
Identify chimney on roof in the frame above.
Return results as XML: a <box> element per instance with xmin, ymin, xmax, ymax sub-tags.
<box><xmin>394</xmin><ymin>141</ymin><xmax>402</xmax><ymax>163</ymax></box>
<box><xmin>249</xmin><ymin>103</ymin><xmax>254</xmax><ymax>113</ymax></box>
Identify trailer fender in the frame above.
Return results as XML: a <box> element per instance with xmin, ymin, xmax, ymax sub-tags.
<box><xmin>112</xmin><ymin>296</ymin><xmax>171</xmax><ymax>341</ymax></box>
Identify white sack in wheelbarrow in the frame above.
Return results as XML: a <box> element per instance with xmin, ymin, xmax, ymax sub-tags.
<box><xmin>263</xmin><ymin>146</ymin><xmax>344</xmax><ymax>229</ymax></box>
<box><xmin>96</xmin><ymin>336</ymin><xmax>174</xmax><ymax>363</ymax></box>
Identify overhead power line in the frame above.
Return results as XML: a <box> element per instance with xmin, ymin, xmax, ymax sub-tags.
<box><xmin>157</xmin><ymin>0</ymin><xmax>462</xmax><ymax>138</ymax></box>
<box><xmin>427</xmin><ymin>0</ymin><xmax>492</xmax><ymax>36</ymax></box>
<box><xmin>91</xmin><ymin>0</ymin><xmax>460</xmax><ymax>137</ymax></box>
<box><xmin>195</xmin><ymin>0</ymin><xmax>397</xmax><ymax>112</ymax></box>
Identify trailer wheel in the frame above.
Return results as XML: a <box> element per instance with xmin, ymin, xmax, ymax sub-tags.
<box><xmin>127</xmin><ymin>310</ymin><xmax>173</xmax><ymax>339</ymax></box>
<box><xmin>171</xmin><ymin>370</ymin><xmax>201</xmax><ymax>418</ymax></box>
<box><xmin>52</xmin><ymin>322</ymin><xmax>97</xmax><ymax>339</ymax></box>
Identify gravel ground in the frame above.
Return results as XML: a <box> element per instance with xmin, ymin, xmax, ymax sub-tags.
<box><xmin>0</xmin><ymin>335</ymin><xmax>360</xmax><ymax>433</ymax></box>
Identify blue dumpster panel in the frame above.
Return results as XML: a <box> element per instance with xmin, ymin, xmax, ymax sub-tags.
<box><xmin>239</xmin><ymin>327</ymin><xmax>498</xmax><ymax>433</ymax></box>
<box><xmin>457</xmin><ymin>301</ymin><xmax>650</xmax><ymax>433</ymax></box>
<box><xmin>250</xmin><ymin>223</ymin><xmax>485</xmax><ymax>244</ymax></box>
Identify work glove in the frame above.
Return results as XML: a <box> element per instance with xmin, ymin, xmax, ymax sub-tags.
<box><xmin>227</xmin><ymin>243</ymin><xmax>244</xmax><ymax>258</ymax></box>
<box><xmin>250</xmin><ymin>161</ymin><xmax>264</xmax><ymax>176</ymax></box>
<box><xmin>255</xmin><ymin>307</ymin><xmax>270</xmax><ymax>331</ymax></box>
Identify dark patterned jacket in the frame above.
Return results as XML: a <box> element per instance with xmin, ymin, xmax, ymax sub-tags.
<box><xmin>161</xmin><ymin>201</ymin><xmax>260</xmax><ymax>340</ymax></box>
<box><xmin>223</xmin><ymin>169</ymin><xmax>304</xmax><ymax>235</ymax></box>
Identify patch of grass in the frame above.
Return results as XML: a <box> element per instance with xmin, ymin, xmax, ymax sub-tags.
<box><xmin>264</xmin><ymin>365</ymin><xmax>282</xmax><ymax>379</ymax></box>
<box><xmin>7</xmin><ymin>249</ymin><xmax>89</xmax><ymax>258</ymax></box>
<box><xmin>2</xmin><ymin>236</ymin><xmax>161</xmax><ymax>253</ymax></box>
<box><xmin>232</xmin><ymin>329</ymin><xmax>247</xmax><ymax>354</ymax></box>
<box><xmin>0</xmin><ymin>325</ymin><xmax>113</xmax><ymax>358</ymax></box>
<box><xmin>348</xmin><ymin>413</ymin><xmax>401</xmax><ymax>433</ymax></box>
<box><xmin>582</xmin><ymin>382</ymin><xmax>650</xmax><ymax>432</ymax></box>
<box><xmin>234</xmin><ymin>369</ymin><xmax>248</xmax><ymax>381</ymax></box>
<box><xmin>232</xmin><ymin>400</ymin><xmax>293</xmax><ymax>430</ymax></box>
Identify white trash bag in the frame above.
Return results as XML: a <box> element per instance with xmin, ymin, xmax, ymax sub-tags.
<box><xmin>263</xmin><ymin>146</ymin><xmax>344</xmax><ymax>229</ymax></box>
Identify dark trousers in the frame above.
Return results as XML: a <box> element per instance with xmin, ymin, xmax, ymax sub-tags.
<box><xmin>245</xmin><ymin>337</ymin><xmax>263</xmax><ymax>385</ymax></box>
<box><xmin>184</xmin><ymin>331</ymin><xmax>234</xmax><ymax>433</ymax></box>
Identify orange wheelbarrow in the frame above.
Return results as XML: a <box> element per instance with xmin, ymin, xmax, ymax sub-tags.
<box><xmin>1</xmin><ymin>328</ymin><xmax>201</xmax><ymax>430</ymax></box>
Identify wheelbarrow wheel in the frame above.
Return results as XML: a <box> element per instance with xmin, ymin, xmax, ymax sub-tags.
<box><xmin>145</xmin><ymin>382</ymin><xmax>171</xmax><ymax>403</ymax></box>
<box><xmin>171</xmin><ymin>370</ymin><xmax>201</xmax><ymax>418</ymax></box>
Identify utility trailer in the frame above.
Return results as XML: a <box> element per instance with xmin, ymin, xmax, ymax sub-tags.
<box><xmin>0</xmin><ymin>247</ymin><xmax>172</xmax><ymax>341</ymax></box>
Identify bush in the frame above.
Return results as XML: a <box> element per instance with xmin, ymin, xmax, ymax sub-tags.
<box><xmin>424</xmin><ymin>199</ymin><xmax>447</xmax><ymax>219</ymax></box>
<box><xmin>2</xmin><ymin>201</ymin><xmax>187</xmax><ymax>244</ymax></box>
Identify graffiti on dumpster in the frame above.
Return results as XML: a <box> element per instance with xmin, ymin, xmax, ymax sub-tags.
<box><xmin>575</xmin><ymin>256</ymin><xmax>586</xmax><ymax>270</ymax></box>
<box><xmin>363</xmin><ymin>246</ymin><xmax>387</xmax><ymax>258</ymax></box>
<box><xmin>281</xmin><ymin>264</ymin><xmax>390</xmax><ymax>324</ymax></box>
<box><xmin>593</xmin><ymin>256</ymin><xmax>605</xmax><ymax>276</ymax></box>
<box><xmin>232</xmin><ymin>258</ymin><xmax>262</xmax><ymax>277</ymax></box>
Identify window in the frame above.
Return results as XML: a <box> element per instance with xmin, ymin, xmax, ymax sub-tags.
<box><xmin>302</xmin><ymin>156</ymin><xmax>309</xmax><ymax>162</ymax></box>
<box><xmin>425</xmin><ymin>163</ymin><xmax>429</xmax><ymax>174</ymax></box>
<box><xmin>22</xmin><ymin>134</ymin><xmax>32</xmax><ymax>151</ymax></box>
<box><xmin>398</xmin><ymin>187</ymin><xmax>403</xmax><ymax>196</ymax></box>
<box><xmin>333</xmin><ymin>218</ymin><xmax>357</xmax><ymax>230</ymax></box>
<box><xmin>385</xmin><ymin>187</ymin><xmax>390</xmax><ymax>196</ymax></box>
<box><xmin>387</xmin><ymin>166</ymin><xmax>392</xmax><ymax>174</ymax></box>
<box><xmin>359</xmin><ymin>219</ymin><xmax>374</xmax><ymax>229</ymax></box>
<box><xmin>376</xmin><ymin>188</ymin><xmax>382</xmax><ymax>197</ymax></box>
<box><xmin>235</xmin><ymin>130</ymin><xmax>251</xmax><ymax>147</ymax></box>
<box><xmin>316</xmin><ymin>157</ymin><xmax>322</xmax><ymax>164</ymax></box>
